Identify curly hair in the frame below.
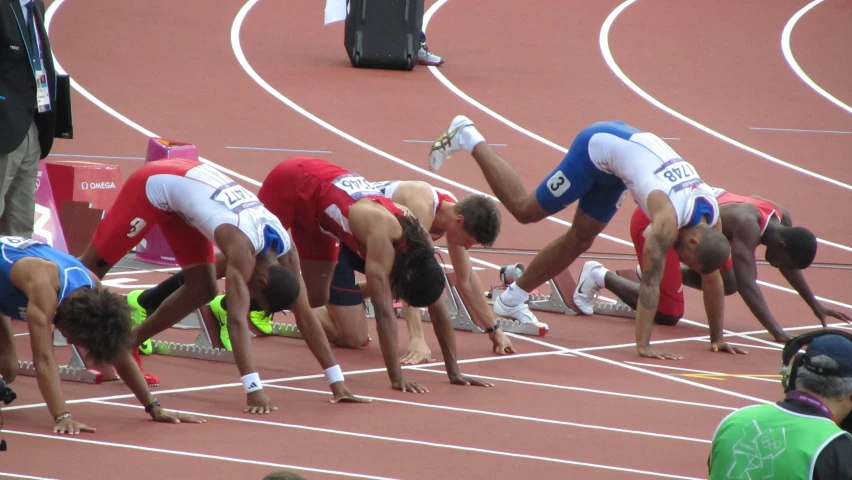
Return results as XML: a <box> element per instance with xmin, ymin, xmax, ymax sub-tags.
<box><xmin>454</xmin><ymin>194</ymin><xmax>501</xmax><ymax>247</ymax></box>
<box><xmin>54</xmin><ymin>287</ymin><xmax>133</xmax><ymax>365</ymax></box>
<box><xmin>262</xmin><ymin>264</ymin><xmax>301</xmax><ymax>313</ymax></box>
<box><xmin>390</xmin><ymin>215</ymin><xmax>446</xmax><ymax>307</ymax></box>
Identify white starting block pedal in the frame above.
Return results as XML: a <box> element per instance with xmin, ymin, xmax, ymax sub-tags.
<box><xmin>17</xmin><ymin>330</ymin><xmax>107</xmax><ymax>384</ymax></box>
<box><xmin>488</xmin><ymin>264</ymin><xmax>637</xmax><ymax>320</ymax></box>
<box><xmin>422</xmin><ymin>272</ymin><xmax>548</xmax><ymax>336</ymax></box>
<box><xmin>149</xmin><ymin>307</ymin><xmax>235</xmax><ymax>363</ymax></box>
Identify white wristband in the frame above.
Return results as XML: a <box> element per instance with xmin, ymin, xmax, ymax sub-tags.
<box><xmin>241</xmin><ymin>372</ymin><xmax>263</xmax><ymax>393</ymax></box>
<box><xmin>324</xmin><ymin>365</ymin><xmax>344</xmax><ymax>385</ymax></box>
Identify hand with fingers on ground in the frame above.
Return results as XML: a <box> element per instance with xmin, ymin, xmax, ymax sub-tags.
<box><xmin>449</xmin><ymin>373</ymin><xmax>495</xmax><ymax>388</ymax></box>
<box><xmin>400</xmin><ymin>337</ymin><xmax>435</xmax><ymax>365</ymax></box>
<box><xmin>637</xmin><ymin>345</ymin><xmax>683</xmax><ymax>361</ymax></box>
<box><xmin>329</xmin><ymin>382</ymin><xmax>372</xmax><ymax>404</ymax></box>
<box><xmin>392</xmin><ymin>377</ymin><xmax>430</xmax><ymax>394</ymax></box>
<box><xmin>52</xmin><ymin>413</ymin><xmax>95</xmax><ymax>435</ymax></box>
<box><xmin>245</xmin><ymin>390</ymin><xmax>278</xmax><ymax>414</ymax></box>
<box><xmin>710</xmin><ymin>342</ymin><xmax>749</xmax><ymax>355</ymax></box>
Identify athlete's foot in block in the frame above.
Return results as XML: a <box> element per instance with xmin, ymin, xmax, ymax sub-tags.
<box><xmin>429</xmin><ymin>115</ymin><xmax>475</xmax><ymax>172</ymax></box>
<box><xmin>573</xmin><ymin>261</ymin><xmax>604</xmax><ymax>315</ymax></box>
<box><xmin>126</xmin><ymin>290</ymin><xmax>153</xmax><ymax>355</ymax></box>
<box><xmin>209</xmin><ymin>295</ymin><xmax>233</xmax><ymax>351</ymax></box>
<box><xmin>132</xmin><ymin>349</ymin><xmax>161</xmax><ymax>387</ymax></box>
<box><xmin>493</xmin><ymin>295</ymin><xmax>540</xmax><ymax>324</ymax></box>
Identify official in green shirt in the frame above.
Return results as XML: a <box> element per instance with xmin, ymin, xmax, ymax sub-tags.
<box><xmin>709</xmin><ymin>333</ymin><xmax>852</xmax><ymax>480</ymax></box>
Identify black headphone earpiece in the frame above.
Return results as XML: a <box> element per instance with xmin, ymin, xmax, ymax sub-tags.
<box><xmin>781</xmin><ymin>329</ymin><xmax>852</xmax><ymax>393</ymax></box>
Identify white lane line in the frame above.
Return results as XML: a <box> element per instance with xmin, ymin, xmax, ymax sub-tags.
<box><xmin>781</xmin><ymin>0</ymin><xmax>852</xmax><ymax>115</ymax></box>
<box><xmin>597</xmin><ymin>0</ymin><xmax>852</xmax><ymax>192</ymax></box>
<box><xmin>1</xmin><ymin>430</ymin><xmax>396</xmax><ymax>480</ymax></box>
<box><xmin>94</xmin><ymin>401</ymin><xmax>706</xmax><ymax>479</ymax></box>
<box><xmin>408</xmin><ymin>367</ymin><xmax>737</xmax><ymax>411</ymax></box>
<box><xmin>261</xmin><ymin>385</ymin><xmax>713</xmax><ymax>444</ymax></box>
<box><xmin>750</xmin><ymin>127</ymin><xmax>852</xmax><ymax>134</ymax></box>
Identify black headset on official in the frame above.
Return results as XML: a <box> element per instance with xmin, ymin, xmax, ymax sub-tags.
<box><xmin>781</xmin><ymin>329</ymin><xmax>852</xmax><ymax>432</ymax></box>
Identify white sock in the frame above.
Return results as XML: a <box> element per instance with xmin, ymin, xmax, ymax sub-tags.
<box><xmin>459</xmin><ymin>126</ymin><xmax>486</xmax><ymax>153</ymax></box>
<box><xmin>500</xmin><ymin>282</ymin><xmax>530</xmax><ymax>307</ymax></box>
<box><xmin>591</xmin><ymin>265</ymin><xmax>609</xmax><ymax>289</ymax></box>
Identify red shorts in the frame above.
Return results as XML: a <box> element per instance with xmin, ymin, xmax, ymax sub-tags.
<box><xmin>629</xmin><ymin>207</ymin><xmax>732</xmax><ymax>318</ymax></box>
<box><xmin>258</xmin><ymin>157</ymin><xmax>399</xmax><ymax>263</ymax></box>
<box><xmin>91</xmin><ymin>162</ymin><xmax>216</xmax><ymax>266</ymax></box>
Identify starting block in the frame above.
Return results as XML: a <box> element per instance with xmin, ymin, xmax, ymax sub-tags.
<box><xmin>488</xmin><ymin>264</ymin><xmax>636</xmax><ymax>320</ymax></box>
<box><xmin>148</xmin><ymin>307</ymin><xmax>235</xmax><ymax>363</ymax></box>
<box><xmin>17</xmin><ymin>330</ymin><xmax>108</xmax><ymax>384</ymax></box>
<box><xmin>423</xmin><ymin>272</ymin><xmax>549</xmax><ymax>336</ymax></box>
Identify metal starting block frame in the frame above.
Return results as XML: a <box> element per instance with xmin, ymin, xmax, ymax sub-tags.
<box><xmin>424</xmin><ymin>272</ymin><xmax>548</xmax><ymax>336</ymax></box>
<box><xmin>149</xmin><ymin>307</ymin><xmax>235</xmax><ymax>363</ymax></box>
<box><xmin>17</xmin><ymin>330</ymin><xmax>106</xmax><ymax>384</ymax></box>
<box><xmin>488</xmin><ymin>267</ymin><xmax>636</xmax><ymax>320</ymax></box>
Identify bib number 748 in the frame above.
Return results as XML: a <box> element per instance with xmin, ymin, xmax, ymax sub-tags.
<box><xmin>656</xmin><ymin>160</ymin><xmax>697</xmax><ymax>184</ymax></box>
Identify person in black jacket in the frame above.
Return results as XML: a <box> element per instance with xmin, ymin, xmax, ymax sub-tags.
<box><xmin>0</xmin><ymin>0</ymin><xmax>57</xmax><ymax>237</ymax></box>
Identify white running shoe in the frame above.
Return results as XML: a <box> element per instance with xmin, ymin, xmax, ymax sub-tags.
<box><xmin>573</xmin><ymin>261</ymin><xmax>604</xmax><ymax>315</ymax></box>
<box><xmin>493</xmin><ymin>294</ymin><xmax>540</xmax><ymax>324</ymax></box>
<box><xmin>429</xmin><ymin>115</ymin><xmax>475</xmax><ymax>172</ymax></box>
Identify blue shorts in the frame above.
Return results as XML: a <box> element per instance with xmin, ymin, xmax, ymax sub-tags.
<box><xmin>534</xmin><ymin>121</ymin><xmax>633</xmax><ymax>223</ymax></box>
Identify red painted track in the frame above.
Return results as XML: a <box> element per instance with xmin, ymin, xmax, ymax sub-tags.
<box><xmin>3</xmin><ymin>1</ymin><xmax>851</xmax><ymax>479</ymax></box>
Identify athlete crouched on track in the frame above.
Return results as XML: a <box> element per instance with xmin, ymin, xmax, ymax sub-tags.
<box><xmin>320</xmin><ymin>179</ymin><xmax>515</xmax><ymax>364</ymax></box>
<box><xmin>0</xmin><ymin>235</ymin><xmax>201</xmax><ymax>434</ymax></box>
<box><xmin>78</xmin><ymin>159</ymin><xmax>366</xmax><ymax>413</ymax></box>
<box><xmin>430</xmin><ymin>117</ymin><xmax>731</xmax><ymax>360</ymax></box>
<box><xmin>573</xmin><ymin>187</ymin><xmax>849</xmax><ymax>344</ymax></box>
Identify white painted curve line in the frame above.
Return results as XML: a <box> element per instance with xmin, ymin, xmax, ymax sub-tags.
<box><xmin>782</xmin><ymin>0</ymin><xmax>852</xmax><ymax>115</ymax></box>
<box><xmin>44</xmin><ymin>0</ymin><xmax>262</xmax><ymax>188</ymax></box>
<box><xmin>599</xmin><ymin>0</ymin><xmax>852</xmax><ymax>193</ymax></box>
<box><xmin>2</xmin><ymin>430</ymin><xmax>395</xmax><ymax>480</ymax></box>
<box><xmin>423</xmin><ymin>1</ymin><xmax>852</xmax><ymax>254</ymax></box>
<box><xmin>231</xmin><ymin>1</ymin><xmax>637</xmax><ymax>248</ymax></box>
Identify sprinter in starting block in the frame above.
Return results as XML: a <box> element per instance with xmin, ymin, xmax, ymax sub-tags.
<box><xmin>327</xmin><ymin>179</ymin><xmax>517</xmax><ymax>364</ymax></box>
<box><xmin>430</xmin><ymin>117</ymin><xmax>732</xmax><ymax>360</ymax></box>
<box><xmin>0</xmin><ymin>235</ymin><xmax>201</xmax><ymax>434</ymax></box>
<box><xmin>78</xmin><ymin>159</ymin><xmax>366</xmax><ymax>413</ymax></box>
<box><xmin>573</xmin><ymin>188</ymin><xmax>849</xmax><ymax>344</ymax></box>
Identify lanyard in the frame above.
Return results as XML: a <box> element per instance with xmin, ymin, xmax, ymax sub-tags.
<box><xmin>787</xmin><ymin>391</ymin><xmax>838</xmax><ymax>424</ymax></box>
<box><xmin>18</xmin><ymin>1</ymin><xmax>44</xmax><ymax>75</ymax></box>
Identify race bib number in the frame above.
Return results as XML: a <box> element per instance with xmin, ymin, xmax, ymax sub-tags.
<box><xmin>332</xmin><ymin>175</ymin><xmax>381</xmax><ymax>200</ymax></box>
<box><xmin>546</xmin><ymin>171</ymin><xmax>571</xmax><ymax>197</ymax></box>
<box><xmin>655</xmin><ymin>160</ymin><xmax>700</xmax><ymax>189</ymax></box>
<box><xmin>0</xmin><ymin>236</ymin><xmax>39</xmax><ymax>249</ymax></box>
<box><xmin>211</xmin><ymin>183</ymin><xmax>261</xmax><ymax>213</ymax></box>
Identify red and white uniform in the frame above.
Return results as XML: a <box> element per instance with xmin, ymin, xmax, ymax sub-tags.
<box><xmin>92</xmin><ymin>159</ymin><xmax>291</xmax><ymax>266</ymax></box>
<box><xmin>373</xmin><ymin>180</ymin><xmax>458</xmax><ymax>241</ymax></box>
<box><xmin>705</xmin><ymin>186</ymin><xmax>782</xmax><ymax>235</ymax></box>
<box><xmin>257</xmin><ymin>157</ymin><xmax>405</xmax><ymax>262</ymax></box>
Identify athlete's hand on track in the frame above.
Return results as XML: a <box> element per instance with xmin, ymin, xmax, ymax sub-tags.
<box><xmin>637</xmin><ymin>346</ymin><xmax>683</xmax><ymax>361</ymax></box>
<box><xmin>151</xmin><ymin>408</ymin><xmax>206</xmax><ymax>424</ymax></box>
<box><xmin>392</xmin><ymin>377</ymin><xmax>429</xmax><ymax>393</ymax></box>
<box><xmin>329</xmin><ymin>382</ymin><xmax>372</xmax><ymax>404</ymax></box>
<box><xmin>814</xmin><ymin>304</ymin><xmax>852</xmax><ymax>328</ymax></box>
<box><xmin>711</xmin><ymin>342</ymin><xmax>749</xmax><ymax>355</ymax></box>
<box><xmin>245</xmin><ymin>390</ymin><xmax>278</xmax><ymax>414</ymax></box>
<box><xmin>400</xmin><ymin>338</ymin><xmax>435</xmax><ymax>365</ymax></box>
<box><xmin>489</xmin><ymin>329</ymin><xmax>516</xmax><ymax>355</ymax></box>
<box><xmin>53</xmin><ymin>416</ymin><xmax>96</xmax><ymax>435</ymax></box>
<box><xmin>449</xmin><ymin>374</ymin><xmax>494</xmax><ymax>388</ymax></box>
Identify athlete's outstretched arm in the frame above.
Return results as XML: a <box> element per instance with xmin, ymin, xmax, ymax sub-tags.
<box><xmin>779</xmin><ymin>268</ymin><xmax>851</xmax><ymax>327</ymax></box>
<box><xmin>635</xmin><ymin>196</ymin><xmax>681</xmax><ymax>360</ymax></box>
<box><xmin>470</xmin><ymin>143</ymin><xmax>550</xmax><ymax>224</ymax></box>
<box><xmin>447</xmin><ymin>242</ymin><xmax>515</xmax><ymax>355</ymax></box>
<box><xmin>278</xmin><ymin>249</ymin><xmax>371</xmax><ymax>404</ymax></box>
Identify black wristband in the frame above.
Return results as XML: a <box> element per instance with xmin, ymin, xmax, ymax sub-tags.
<box><xmin>484</xmin><ymin>324</ymin><xmax>501</xmax><ymax>334</ymax></box>
<box><xmin>144</xmin><ymin>399</ymin><xmax>161</xmax><ymax>414</ymax></box>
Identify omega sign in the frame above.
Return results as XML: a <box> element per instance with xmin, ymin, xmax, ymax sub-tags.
<box><xmin>80</xmin><ymin>181</ymin><xmax>117</xmax><ymax>190</ymax></box>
